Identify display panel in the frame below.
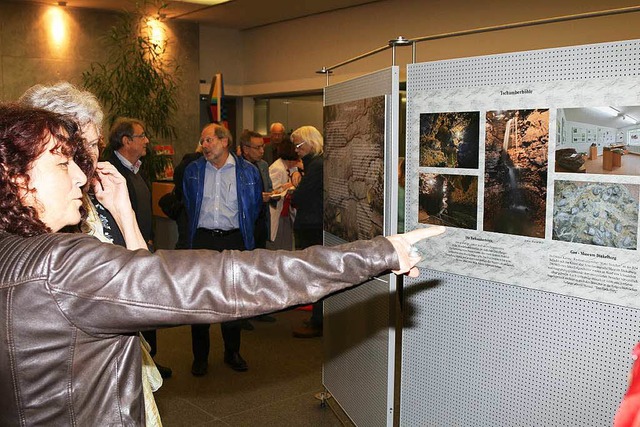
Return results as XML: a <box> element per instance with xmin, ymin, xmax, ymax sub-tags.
<box><xmin>407</xmin><ymin>76</ymin><xmax>640</xmax><ymax>309</ymax></box>
<box><xmin>323</xmin><ymin>67</ymin><xmax>399</xmax><ymax>427</ymax></box>
<box><xmin>403</xmin><ymin>38</ymin><xmax>640</xmax><ymax>427</ymax></box>
<box><xmin>323</xmin><ymin>96</ymin><xmax>386</xmax><ymax>241</ymax></box>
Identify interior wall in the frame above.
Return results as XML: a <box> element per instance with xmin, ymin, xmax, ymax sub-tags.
<box><xmin>198</xmin><ymin>0</ymin><xmax>640</xmax><ymax>96</ymax></box>
<box><xmin>267</xmin><ymin>96</ymin><xmax>324</xmax><ymax>134</ymax></box>
<box><xmin>198</xmin><ymin>25</ymin><xmax>244</xmax><ymax>95</ymax></box>
<box><xmin>0</xmin><ymin>1</ymin><xmax>200</xmax><ymax>165</ymax></box>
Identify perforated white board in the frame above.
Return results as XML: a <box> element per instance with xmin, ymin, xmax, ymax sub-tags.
<box><xmin>323</xmin><ymin>67</ymin><xmax>399</xmax><ymax>427</ymax></box>
<box><xmin>402</xmin><ymin>39</ymin><xmax>640</xmax><ymax>426</ymax></box>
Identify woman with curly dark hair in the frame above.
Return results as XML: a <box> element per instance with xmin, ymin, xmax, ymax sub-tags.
<box><xmin>0</xmin><ymin>103</ymin><xmax>442</xmax><ymax>425</ymax></box>
<box><xmin>0</xmin><ymin>103</ymin><xmax>92</xmax><ymax>236</ymax></box>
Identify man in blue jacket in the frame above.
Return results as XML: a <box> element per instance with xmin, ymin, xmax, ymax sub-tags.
<box><xmin>183</xmin><ymin>123</ymin><xmax>262</xmax><ymax>376</ymax></box>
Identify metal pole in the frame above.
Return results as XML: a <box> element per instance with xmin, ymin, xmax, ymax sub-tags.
<box><xmin>315</xmin><ymin>67</ymin><xmax>332</xmax><ymax>87</ymax></box>
<box><xmin>412</xmin><ymin>41</ymin><xmax>416</xmax><ymax>64</ymax></box>
<box><xmin>389</xmin><ymin>36</ymin><xmax>411</xmax><ymax>67</ymax></box>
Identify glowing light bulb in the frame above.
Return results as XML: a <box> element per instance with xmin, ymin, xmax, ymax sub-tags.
<box><xmin>147</xmin><ymin>18</ymin><xmax>165</xmax><ymax>47</ymax></box>
<box><xmin>48</xmin><ymin>7</ymin><xmax>65</xmax><ymax>45</ymax></box>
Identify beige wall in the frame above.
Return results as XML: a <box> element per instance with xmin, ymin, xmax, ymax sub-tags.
<box><xmin>199</xmin><ymin>0</ymin><xmax>640</xmax><ymax>96</ymax></box>
<box><xmin>199</xmin><ymin>26</ymin><xmax>244</xmax><ymax>95</ymax></box>
<box><xmin>0</xmin><ymin>1</ymin><xmax>200</xmax><ymax>163</ymax></box>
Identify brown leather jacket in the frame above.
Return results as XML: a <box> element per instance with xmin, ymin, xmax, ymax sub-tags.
<box><xmin>0</xmin><ymin>232</ymin><xmax>398</xmax><ymax>426</ymax></box>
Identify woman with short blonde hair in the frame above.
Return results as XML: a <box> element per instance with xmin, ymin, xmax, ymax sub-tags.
<box><xmin>290</xmin><ymin>125</ymin><xmax>325</xmax><ymax>338</ymax></box>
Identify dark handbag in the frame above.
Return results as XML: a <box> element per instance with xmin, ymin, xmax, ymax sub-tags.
<box><xmin>158</xmin><ymin>190</ymin><xmax>183</xmax><ymax>221</ymax></box>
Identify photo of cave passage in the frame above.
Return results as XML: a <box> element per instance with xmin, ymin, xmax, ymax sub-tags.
<box><xmin>553</xmin><ymin>181</ymin><xmax>638</xmax><ymax>250</ymax></box>
<box><xmin>484</xmin><ymin>109</ymin><xmax>549</xmax><ymax>238</ymax></box>
<box><xmin>419</xmin><ymin>111</ymin><xmax>480</xmax><ymax>168</ymax></box>
<box><xmin>418</xmin><ymin>173</ymin><xmax>478</xmax><ymax>229</ymax></box>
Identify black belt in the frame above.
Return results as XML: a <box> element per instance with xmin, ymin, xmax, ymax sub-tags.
<box><xmin>196</xmin><ymin>228</ymin><xmax>240</xmax><ymax>237</ymax></box>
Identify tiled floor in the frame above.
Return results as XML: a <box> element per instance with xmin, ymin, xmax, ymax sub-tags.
<box><xmin>153</xmin><ymin>309</ymin><xmax>351</xmax><ymax>426</ymax></box>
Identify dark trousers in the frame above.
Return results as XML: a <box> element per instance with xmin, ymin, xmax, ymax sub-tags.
<box><xmin>191</xmin><ymin>228</ymin><xmax>245</xmax><ymax>363</ymax></box>
<box><xmin>141</xmin><ymin>330</ymin><xmax>157</xmax><ymax>357</ymax></box>
<box><xmin>254</xmin><ymin>205</ymin><xmax>268</xmax><ymax>249</ymax></box>
<box><xmin>294</xmin><ymin>227</ymin><xmax>324</xmax><ymax>328</ymax></box>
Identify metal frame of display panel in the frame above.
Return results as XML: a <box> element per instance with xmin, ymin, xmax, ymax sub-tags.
<box><xmin>323</xmin><ymin>66</ymin><xmax>400</xmax><ymax>427</ymax></box>
<box><xmin>402</xmin><ymin>39</ymin><xmax>640</xmax><ymax>426</ymax></box>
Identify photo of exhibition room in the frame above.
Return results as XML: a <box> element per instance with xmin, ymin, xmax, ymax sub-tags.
<box><xmin>557</xmin><ymin>106</ymin><xmax>640</xmax><ymax>176</ymax></box>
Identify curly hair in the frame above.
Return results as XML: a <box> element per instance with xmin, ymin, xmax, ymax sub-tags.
<box><xmin>0</xmin><ymin>104</ymin><xmax>92</xmax><ymax>237</ymax></box>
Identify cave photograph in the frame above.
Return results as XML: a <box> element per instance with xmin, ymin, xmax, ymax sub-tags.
<box><xmin>419</xmin><ymin>111</ymin><xmax>480</xmax><ymax>168</ymax></box>
<box><xmin>483</xmin><ymin>109</ymin><xmax>549</xmax><ymax>238</ymax></box>
<box><xmin>553</xmin><ymin>180</ymin><xmax>638</xmax><ymax>250</ymax></box>
<box><xmin>418</xmin><ymin>173</ymin><xmax>478</xmax><ymax>229</ymax></box>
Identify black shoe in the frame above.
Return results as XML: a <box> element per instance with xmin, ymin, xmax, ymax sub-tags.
<box><xmin>240</xmin><ymin>319</ymin><xmax>255</xmax><ymax>331</ymax></box>
<box><xmin>254</xmin><ymin>314</ymin><xmax>277</xmax><ymax>323</ymax></box>
<box><xmin>191</xmin><ymin>360</ymin><xmax>208</xmax><ymax>377</ymax></box>
<box><xmin>154</xmin><ymin>362</ymin><xmax>172</xmax><ymax>379</ymax></box>
<box><xmin>224</xmin><ymin>351</ymin><xmax>248</xmax><ymax>372</ymax></box>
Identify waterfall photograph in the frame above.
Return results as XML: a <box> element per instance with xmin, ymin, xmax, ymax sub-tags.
<box><xmin>418</xmin><ymin>173</ymin><xmax>478</xmax><ymax>229</ymax></box>
<box><xmin>419</xmin><ymin>111</ymin><xmax>480</xmax><ymax>168</ymax></box>
<box><xmin>483</xmin><ymin>109</ymin><xmax>549</xmax><ymax>238</ymax></box>
<box><xmin>553</xmin><ymin>181</ymin><xmax>638</xmax><ymax>250</ymax></box>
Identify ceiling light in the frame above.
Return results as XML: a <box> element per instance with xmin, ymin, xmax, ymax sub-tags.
<box><xmin>593</xmin><ymin>106</ymin><xmax>620</xmax><ymax>117</ymax></box>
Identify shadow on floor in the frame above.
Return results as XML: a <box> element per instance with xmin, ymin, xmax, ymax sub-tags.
<box><xmin>153</xmin><ymin>309</ymin><xmax>353</xmax><ymax>426</ymax></box>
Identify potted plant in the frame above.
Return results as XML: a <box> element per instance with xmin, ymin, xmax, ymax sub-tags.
<box><xmin>82</xmin><ymin>0</ymin><xmax>179</xmax><ymax>181</ymax></box>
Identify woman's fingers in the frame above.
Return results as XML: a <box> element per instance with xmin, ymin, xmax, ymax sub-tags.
<box><xmin>386</xmin><ymin>226</ymin><xmax>446</xmax><ymax>275</ymax></box>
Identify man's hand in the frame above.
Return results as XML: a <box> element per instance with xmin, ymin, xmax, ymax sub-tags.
<box><xmin>386</xmin><ymin>226</ymin><xmax>446</xmax><ymax>277</ymax></box>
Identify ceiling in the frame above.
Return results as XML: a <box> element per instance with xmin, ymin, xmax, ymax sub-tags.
<box><xmin>563</xmin><ymin>106</ymin><xmax>640</xmax><ymax>129</ymax></box>
<box><xmin>21</xmin><ymin>0</ymin><xmax>384</xmax><ymax>29</ymax></box>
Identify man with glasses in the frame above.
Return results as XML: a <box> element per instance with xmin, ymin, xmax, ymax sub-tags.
<box><xmin>265</xmin><ymin>122</ymin><xmax>286</xmax><ymax>165</ymax></box>
<box><xmin>240</xmin><ymin>130</ymin><xmax>273</xmax><ymax>249</ymax></box>
<box><xmin>239</xmin><ymin>130</ymin><xmax>278</xmax><ymax>325</ymax></box>
<box><xmin>182</xmin><ymin>123</ymin><xmax>262</xmax><ymax>376</ymax></box>
<box><xmin>106</xmin><ymin>117</ymin><xmax>173</xmax><ymax>379</ymax></box>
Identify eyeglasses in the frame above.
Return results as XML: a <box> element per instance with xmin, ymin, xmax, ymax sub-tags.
<box><xmin>248</xmin><ymin>144</ymin><xmax>264</xmax><ymax>150</ymax></box>
<box><xmin>86</xmin><ymin>135</ymin><xmax>103</xmax><ymax>150</ymax></box>
<box><xmin>130</xmin><ymin>132</ymin><xmax>147</xmax><ymax>139</ymax></box>
<box><xmin>295</xmin><ymin>141</ymin><xmax>306</xmax><ymax>149</ymax></box>
<box><xmin>199</xmin><ymin>136</ymin><xmax>216</xmax><ymax>145</ymax></box>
